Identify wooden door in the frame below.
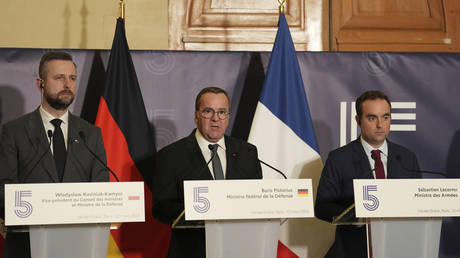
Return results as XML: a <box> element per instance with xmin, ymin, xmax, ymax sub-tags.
<box><xmin>332</xmin><ymin>0</ymin><xmax>460</xmax><ymax>52</ymax></box>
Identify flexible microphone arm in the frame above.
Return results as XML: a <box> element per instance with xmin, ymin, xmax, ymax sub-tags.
<box><xmin>209</xmin><ymin>145</ymin><xmax>287</xmax><ymax>179</ymax></box>
<box><xmin>395</xmin><ymin>155</ymin><xmax>446</xmax><ymax>177</ymax></box>
<box><xmin>359</xmin><ymin>168</ymin><xmax>376</xmax><ymax>179</ymax></box>
<box><xmin>229</xmin><ymin>149</ymin><xmax>287</xmax><ymax>179</ymax></box>
<box><xmin>23</xmin><ymin>130</ymin><xmax>53</xmax><ymax>182</ymax></box>
<box><xmin>78</xmin><ymin>131</ymin><xmax>120</xmax><ymax>182</ymax></box>
<box><xmin>207</xmin><ymin>144</ymin><xmax>217</xmax><ymax>166</ymax></box>
<box><xmin>206</xmin><ymin>144</ymin><xmax>219</xmax><ymax>177</ymax></box>
<box><xmin>258</xmin><ymin>159</ymin><xmax>287</xmax><ymax>179</ymax></box>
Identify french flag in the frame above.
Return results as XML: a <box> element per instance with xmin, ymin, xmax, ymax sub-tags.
<box><xmin>248</xmin><ymin>14</ymin><xmax>328</xmax><ymax>258</ymax></box>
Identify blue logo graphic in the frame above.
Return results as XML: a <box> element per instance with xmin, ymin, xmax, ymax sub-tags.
<box><xmin>14</xmin><ymin>190</ymin><xmax>33</xmax><ymax>218</ymax></box>
<box><xmin>193</xmin><ymin>187</ymin><xmax>210</xmax><ymax>213</ymax></box>
<box><xmin>363</xmin><ymin>185</ymin><xmax>379</xmax><ymax>211</ymax></box>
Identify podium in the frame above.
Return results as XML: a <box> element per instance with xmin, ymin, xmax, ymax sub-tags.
<box><xmin>4</xmin><ymin>182</ymin><xmax>145</xmax><ymax>258</ymax></box>
<box><xmin>182</xmin><ymin>179</ymin><xmax>315</xmax><ymax>258</ymax></box>
<box><xmin>350</xmin><ymin>179</ymin><xmax>460</xmax><ymax>258</ymax></box>
<box><xmin>205</xmin><ymin>219</ymin><xmax>280</xmax><ymax>258</ymax></box>
<box><xmin>368</xmin><ymin>218</ymin><xmax>441</xmax><ymax>258</ymax></box>
<box><xmin>172</xmin><ymin>211</ymin><xmax>280</xmax><ymax>258</ymax></box>
<box><xmin>332</xmin><ymin>204</ymin><xmax>442</xmax><ymax>258</ymax></box>
<box><xmin>28</xmin><ymin>224</ymin><xmax>110</xmax><ymax>258</ymax></box>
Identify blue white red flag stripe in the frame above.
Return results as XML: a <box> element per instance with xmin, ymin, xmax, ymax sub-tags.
<box><xmin>248</xmin><ymin>14</ymin><xmax>333</xmax><ymax>257</ymax></box>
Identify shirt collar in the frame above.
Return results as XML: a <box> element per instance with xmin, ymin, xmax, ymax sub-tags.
<box><xmin>39</xmin><ymin>105</ymin><xmax>69</xmax><ymax>125</ymax></box>
<box><xmin>195</xmin><ymin>129</ymin><xmax>226</xmax><ymax>152</ymax></box>
<box><xmin>360</xmin><ymin>136</ymin><xmax>388</xmax><ymax>157</ymax></box>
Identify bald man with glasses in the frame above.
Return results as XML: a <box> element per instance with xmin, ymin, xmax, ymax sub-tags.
<box><xmin>152</xmin><ymin>86</ymin><xmax>262</xmax><ymax>258</ymax></box>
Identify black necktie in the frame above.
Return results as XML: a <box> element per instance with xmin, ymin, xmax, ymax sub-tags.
<box><xmin>51</xmin><ymin>119</ymin><xmax>66</xmax><ymax>181</ymax></box>
<box><xmin>211</xmin><ymin>144</ymin><xmax>224</xmax><ymax>180</ymax></box>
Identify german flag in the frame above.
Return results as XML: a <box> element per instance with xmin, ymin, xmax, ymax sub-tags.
<box><xmin>297</xmin><ymin>189</ymin><xmax>309</xmax><ymax>197</ymax></box>
<box><xmin>95</xmin><ymin>17</ymin><xmax>170</xmax><ymax>258</ymax></box>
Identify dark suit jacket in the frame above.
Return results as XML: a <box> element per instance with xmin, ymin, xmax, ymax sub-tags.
<box><xmin>315</xmin><ymin>138</ymin><xmax>420</xmax><ymax>258</ymax></box>
<box><xmin>0</xmin><ymin>108</ymin><xmax>109</xmax><ymax>258</ymax></box>
<box><xmin>152</xmin><ymin>130</ymin><xmax>262</xmax><ymax>258</ymax></box>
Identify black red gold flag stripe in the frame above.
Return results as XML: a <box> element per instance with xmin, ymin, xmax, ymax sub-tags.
<box><xmin>95</xmin><ymin>17</ymin><xmax>170</xmax><ymax>258</ymax></box>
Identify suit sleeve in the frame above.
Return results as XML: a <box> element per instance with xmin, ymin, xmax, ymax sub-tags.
<box><xmin>0</xmin><ymin>126</ymin><xmax>20</xmax><ymax>218</ymax></box>
<box><xmin>315</xmin><ymin>153</ymin><xmax>351</xmax><ymax>223</ymax></box>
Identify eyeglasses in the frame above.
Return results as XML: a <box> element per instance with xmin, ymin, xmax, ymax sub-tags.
<box><xmin>199</xmin><ymin>108</ymin><xmax>230</xmax><ymax>120</ymax></box>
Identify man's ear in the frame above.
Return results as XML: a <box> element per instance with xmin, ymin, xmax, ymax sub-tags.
<box><xmin>194</xmin><ymin>111</ymin><xmax>199</xmax><ymax>124</ymax></box>
<box><xmin>355</xmin><ymin>115</ymin><xmax>361</xmax><ymax>125</ymax></box>
<box><xmin>35</xmin><ymin>78</ymin><xmax>44</xmax><ymax>91</ymax></box>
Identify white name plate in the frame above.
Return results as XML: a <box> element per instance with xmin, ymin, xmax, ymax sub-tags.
<box><xmin>5</xmin><ymin>182</ymin><xmax>145</xmax><ymax>226</ymax></box>
<box><xmin>354</xmin><ymin>179</ymin><xmax>460</xmax><ymax>218</ymax></box>
<box><xmin>184</xmin><ymin>179</ymin><xmax>314</xmax><ymax>220</ymax></box>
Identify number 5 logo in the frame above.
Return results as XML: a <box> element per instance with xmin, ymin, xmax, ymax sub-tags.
<box><xmin>14</xmin><ymin>190</ymin><xmax>33</xmax><ymax>218</ymax></box>
<box><xmin>363</xmin><ymin>185</ymin><xmax>379</xmax><ymax>211</ymax></box>
<box><xmin>193</xmin><ymin>187</ymin><xmax>210</xmax><ymax>213</ymax></box>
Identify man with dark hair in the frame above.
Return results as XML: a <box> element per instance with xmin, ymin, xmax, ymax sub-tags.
<box><xmin>38</xmin><ymin>51</ymin><xmax>76</xmax><ymax>80</ymax></box>
<box><xmin>153</xmin><ymin>86</ymin><xmax>262</xmax><ymax>258</ymax></box>
<box><xmin>315</xmin><ymin>90</ymin><xmax>420</xmax><ymax>258</ymax></box>
<box><xmin>355</xmin><ymin>90</ymin><xmax>391</xmax><ymax>125</ymax></box>
<box><xmin>0</xmin><ymin>51</ymin><xmax>109</xmax><ymax>258</ymax></box>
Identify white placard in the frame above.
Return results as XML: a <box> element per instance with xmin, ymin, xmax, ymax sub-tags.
<box><xmin>184</xmin><ymin>179</ymin><xmax>314</xmax><ymax>220</ymax></box>
<box><xmin>353</xmin><ymin>179</ymin><xmax>460</xmax><ymax>218</ymax></box>
<box><xmin>5</xmin><ymin>182</ymin><xmax>145</xmax><ymax>226</ymax></box>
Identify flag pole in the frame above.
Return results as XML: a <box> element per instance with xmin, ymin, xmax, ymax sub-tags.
<box><xmin>119</xmin><ymin>0</ymin><xmax>125</xmax><ymax>19</ymax></box>
<box><xmin>278</xmin><ymin>0</ymin><xmax>286</xmax><ymax>14</ymax></box>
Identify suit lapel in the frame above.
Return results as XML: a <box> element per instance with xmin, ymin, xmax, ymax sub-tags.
<box><xmin>224</xmin><ymin>136</ymin><xmax>235</xmax><ymax>179</ymax></box>
<box><xmin>25</xmin><ymin>109</ymin><xmax>59</xmax><ymax>182</ymax></box>
<box><xmin>184</xmin><ymin>132</ymin><xmax>213</xmax><ymax>180</ymax></box>
<box><xmin>386</xmin><ymin>141</ymin><xmax>397</xmax><ymax>179</ymax></box>
<box><xmin>64</xmin><ymin>114</ymin><xmax>82</xmax><ymax>181</ymax></box>
<box><xmin>224</xmin><ymin>136</ymin><xmax>248</xmax><ymax>179</ymax></box>
<box><xmin>351</xmin><ymin>139</ymin><xmax>374</xmax><ymax>179</ymax></box>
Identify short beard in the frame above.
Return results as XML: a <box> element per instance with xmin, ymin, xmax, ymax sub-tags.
<box><xmin>44</xmin><ymin>90</ymin><xmax>74</xmax><ymax>110</ymax></box>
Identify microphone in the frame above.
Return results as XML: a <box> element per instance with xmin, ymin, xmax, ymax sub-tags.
<box><xmin>182</xmin><ymin>144</ymin><xmax>216</xmax><ymax>179</ymax></box>
<box><xmin>206</xmin><ymin>144</ymin><xmax>218</xmax><ymax>172</ymax></box>
<box><xmin>23</xmin><ymin>130</ymin><xmax>53</xmax><ymax>182</ymax></box>
<box><xmin>231</xmin><ymin>151</ymin><xmax>287</xmax><ymax>179</ymax></box>
<box><xmin>78</xmin><ymin>131</ymin><xmax>120</xmax><ymax>182</ymax></box>
<box><xmin>395</xmin><ymin>155</ymin><xmax>446</xmax><ymax>177</ymax></box>
<box><xmin>352</xmin><ymin>157</ymin><xmax>375</xmax><ymax>179</ymax></box>
<box><xmin>368</xmin><ymin>151</ymin><xmax>380</xmax><ymax>178</ymax></box>
<box><xmin>360</xmin><ymin>168</ymin><xmax>375</xmax><ymax>179</ymax></box>
<box><xmin>370</xmin><ymin>152</ymin><xmax>377</xmax><ymax>160</ymax></box>
<box><xmin>258</xmin><ymin>159</ymin><xmax>287</xmax><ymax>179</ymax></box>
<box><xmin>207</xmin><ymin>144</ymin><xmax>217</xmax><ymax>164</ymax></box>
